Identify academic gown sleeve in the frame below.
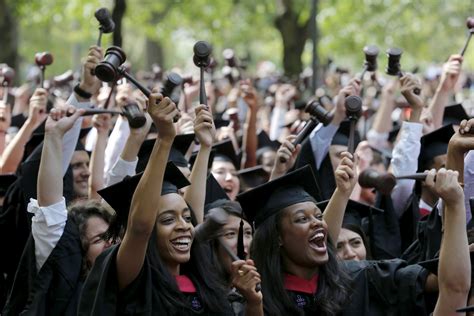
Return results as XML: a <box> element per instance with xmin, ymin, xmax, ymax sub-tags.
<box><xmin>342</xmin><ymin>259</ymin><xmax>430</xmax><ymax>316</ymax></box>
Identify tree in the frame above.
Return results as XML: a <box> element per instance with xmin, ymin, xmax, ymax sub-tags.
<box><xmin>0</xmin><ymin>0</ymin><xmax>19</xmax><ymax>74</ymax></box>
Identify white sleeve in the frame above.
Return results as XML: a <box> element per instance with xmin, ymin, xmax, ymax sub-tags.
<box><xmin>366</xmin><ymin>129</ymin><xmax>389</xmax><ymax>150</ymax></box>
<box><xmin>269</xmin><ymin>107</ymin><xmax>286</xmax><ymax>141</ymax></box>
<box><xmin>390</xmin><ymin>121</ymin><xmax>423</xmax><ymax>217</ymax></box>
<box><xmin>105</xmin><ymin>156</ymin><xmax>138</xmax><ymax>187</ymax></box>
<box><xmin>27</xmin><ymin>198</ymin><xmax>68</xmax><ymax>271</ymax></box>
<box><xmin>104</xmin><ymin>116</ymin><xmax>130</xmax><ymax>175</ymax></box>
<box><xmin>463</xmin><ymin>150</ymin><xmax>474</xmax><ymax>224</ymax></box>
<box><xmin>62</xmin><ymin>94</ymin><xmax>92</xmax><ymax>175</ymax></box>
<box><xmin>309</xmin><ymin>123</ymin><xmax>338</xmax><ymax>169</ymax></box>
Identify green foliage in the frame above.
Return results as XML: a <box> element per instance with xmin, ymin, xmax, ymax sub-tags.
<box><xmin>8</xmin><ymin>0</ymin><xmax>474</xmax><ymax>81</ymax></box>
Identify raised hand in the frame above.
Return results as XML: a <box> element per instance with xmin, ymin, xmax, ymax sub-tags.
<box><xmin>45</xmin><ymin>106</ymin><xmax>85</xmax><ymax>136</ymax></box>
<box><xmin>271</xmin><ymin>134</ymin><xmax>301</xmax><ymax>179</ymax></box>
<box><xmin>439</xmin><ymin>54</ymin><xmax>463</xmax><ymax>93</ymax></box>
<box><xmin>334</xmin><ymin>78</ymin><xmax>361</xmax><ymax>124</ymax></box>
<box><xmin>334</xmin><ymin>151</ymin><xmax>357</xmax><ymax>196</ymax></box>
<box><xmin>147</xmin><ymin>91</ymin><xmax>178</xmax><ymax>142</ymax></box>
<box><xmin>194</xmin><ymin>104</ymin><xmax>215</xmax><ymax>148</ymax></box>
<box><xmin>400</xmin><ymin>73</ymin><xmax>423</xmax><ymax>109</ymax></box>
<box><xmin>0</xmin><ymin>102</ymin><xmax>11</xmax><ymax>133</ymax></box>
<box><xmin>78</xmin><ymin>46</ymin><xmax>104</xmax><ymax>98</ymax></box>
<box><xmin>26</xmin><ymin>88</ymin><xmax>48</xmax><ymax>129</ymax></box>
<box><xmin>231</xmin><ymin>259</ymin><xmax>262</xmax><ymax>305</ymax></box>
<box><xmin>275</xmin><ymin>83</ymin><xmax>296</xmax><ymax>108</ymax></box>
<box><xmin>240</xmin><ymin>79</ymin><xmax>259</xmax><ymax>110</ymax></box>
<box><xmin>425</xmin><ymin>168</ymin><xmax>463</xmax><ymax>207</ymax></box>
<box><xmin>448</xmin><ymin>118</ymin><xmax>474</xmax><ymax>154</ymax></box>
<box><xmin>92</xmin><ymin>113</ymin><xmax>112</xmax><ymax>135</ymax></box>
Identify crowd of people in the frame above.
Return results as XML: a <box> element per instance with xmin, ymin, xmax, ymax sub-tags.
<box><xmin>0</xmin><ymin>20</ymin><xmax>473</xmax><ymax>316</ymax></box>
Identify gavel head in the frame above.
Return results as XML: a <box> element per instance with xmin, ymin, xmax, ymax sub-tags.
<box><xmin>386</xmin><ymin>47</ymin><xmax>403</xmax><ymax>76</ymax></box>
<box><xmin>193</xmin><ymin>41</ymin><xmax>212</xmax><ymax>68</ymax></box>
<box><xmin>363</xmin><ymin>45</ymin><xmax>379</xmax><ymax>72</ymax></box>
<box><xmin>95</xmin><ymin>46</ymin><xmax>127</xmax><ymax>82</ymax></box>
<box><xmin>344</xmin><ymin>95</ymin><xmax>362</xmax><ymax>119</ymax></box>
<box><xmin>95</xmin><ymin>8</ymin><xmax>115</xmax><ymax>33</ymax></box>
<box><xmin>161</xmin><ymin>72</ymin><xmax>183</xmax><ymax>98</ymax></box>
<box><xmin>0</xmin><ymin>65</ymin><xmax>15</xmax><ymax>86</ymax></box>
<box><xmin>122</xmin><ymin>102</ymin><xmax>146</xmax><ymax>129</ymax></box>
<box><xmin>35</xmin><ymin>52</ymin><xmax>54</xmax><ymax>67</ymax></box>
<box><xmin>305</xmin><ymin>99</ymin><xmax>334</xmax><ymax>126</ymax></box>
<box><xmin>223</xmin><ymin>48</ymin><xmax>237</xmax><ymax>67</ymax></box>
<box><xmin>358</xmin><ymin>168</ymin><xmax>396</xmax><ymax>195</ymax></box>
<box><xmin>467</xmin><ymin>17</ymin><xmax>474</xmax><ymax>30</ymax></box>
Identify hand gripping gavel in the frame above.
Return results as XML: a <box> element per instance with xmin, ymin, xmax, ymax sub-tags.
<box><xmin>193</xmin><ymin>41</ymin><xmax>212</xmax><ymax>107</ymax></box>
<box><xmin>359</xmin><ymin>45</ymin><xmax>379</xmax><ymax>80</ymax></box>
<box><xmin>386</xmin><ymin>48</ymin><xmax>420</xmax><ymax>95</ymax></box>
<box><xmin>460</xmin><ymin>17</ymin><xmax>474</xmax><ymax>56</ymax></box>
<box><xmin>94</xmin><ymin>46</ymin><xmax>181</xmax><ymax>123</ymax></box>
<box><xmin>0</xmin><ymin>65</ymin><xmax>15</xmax><ymax>104</ymax></box>
<box><xmin>94</xmin><ymin>8</ymin><xmax>115</xmax><ymax>47</ymax></box>
<box><xmin>61</xmin><ymin>105</ymin><xmax>144</xmax><ymax>128</ymax></box>
<box><xmin>344</xmin><ymin>95</ymin><xmax>362</xmax><ymax>154</ymax></box>
<box><xmin>194</xmin><ymin>208</ymin><xmax>261</xmax><ymax>293</ymax></box>
<box><xmin>278</xmin><ymin>99</ymin><xmax>334</xmax><ymax>163</ymax></box>
<box><xmin>35</xmin><ymin>52</ymin><xmax>54</xmax><ymax>88</ymax></box>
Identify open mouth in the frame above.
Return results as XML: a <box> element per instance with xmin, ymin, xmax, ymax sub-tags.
<box><xmin>170</xmin><ymin>237</ymin><xmax>192</xmax><ymax>252</ymax></box>
<box><xmin>309</xmin><ymin>230</ymin><xmax>327</xmax><ymax>253</ymax></box>
<box><xmin>223</xmin><ymin>185</ymin><xmax>234</xmax><ymax>194</ymax></box>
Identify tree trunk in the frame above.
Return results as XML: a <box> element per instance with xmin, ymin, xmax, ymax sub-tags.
<box><xmin>0</xmin><ymin>0</ymin><xmax>19</xmax><ymax>74</ymax></box>
<box><xmin>112</xmin><ymin>0</ymin><xmax>126</xmax><ymax>47</ymax></box>
<box><xmin>274</xmin><ymin>5</ymin><xmax>310</xmax><ymax>78</ymax></box>
<box><xmin>146</xmin><ymin>39</ymin><xmax>164</xmax><ymax>69</ymax></box>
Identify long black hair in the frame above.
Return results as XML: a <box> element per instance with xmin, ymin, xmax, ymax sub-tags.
<box><xmin>145</xmin><ymin>205</ymin><xmax>233</xmax><ymax>315</ymax></box>
<box><xmin>251</xmin><ymin>207</ymin><xmax>353</xmax><ymax>315</ymax></box>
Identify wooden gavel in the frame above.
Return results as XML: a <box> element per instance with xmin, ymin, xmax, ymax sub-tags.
<box><xmin>94</xmin><ymin>7</ymin><xmax>115</xmax><ymax>47</ymax></box>
<box><xmin>193</xmin><ymin>41</ymin><xmax>212</xmax><ymax>107</ymax></box>
<box><xmin>1</xmin><ymin>65</ymin><xmax>15</xmax><ymax>104</ymax></box>
<box><xmin>359</xmin><ymin>45</ymin><xmax>379</xmax><ymax>80</ymax></box>
<box><xmin>386</xmin><ymin>48</ymin><xmax>420</xmax><ymax>95</ymax></box>
<box><xmin>35</xmin><ymin>52</ymin><xmax>54</xmax><ymax>88</ymax></box>
<box><xmin>460</xmin><ymin>17</ymin><xmax>474</xmax><ymax>56</ymax></box>
<box><xmin>345</xmin><ymin>95</ymin><xmax>362</xmax><ymax>155</ymax></box>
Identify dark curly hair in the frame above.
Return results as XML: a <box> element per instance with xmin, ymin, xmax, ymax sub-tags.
<box><xmin>68</xmin><ymin>200</ymin><xmax>113</xmax><ymax>278</ymax></box>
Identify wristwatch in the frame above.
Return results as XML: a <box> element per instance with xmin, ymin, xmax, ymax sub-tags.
<box><xmin>74</xmin><ymin>84</ymin><xmax>93</xmax><ymax>99</ymax></box>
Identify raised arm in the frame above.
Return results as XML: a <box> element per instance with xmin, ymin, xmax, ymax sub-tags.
<box><xmin>323</xmin><ymin>151</ymin><xmax>357</xmax><ymax>244</ymax></box>
<box><xmin>88</xmin><ymin>113</ymin><xmax>112</xmax><ymax>200</ymax></box>
<box><xmin>430</xmin><ymin>169</ymin><xmax>470</xmax><ymax>316</ymax></box>
<box><xmin>428</xmin><ymin>54</ymin><xmax>463</xmax><ymax>130</ymax></box>
<box><xmin>184</xmin><ymin>104</ymin><xmax>214</xmax><ymax>224</ymax></box>
<box><xmin>270</xmin><ymin>134</ymin><xmax>300</xmax><ymax>180</ymax></box>
<box><xmin>116</xmin><ymin>93</ymin><xmax>179</xmax><ymax>290</ymax></box>
<box><xmin>0</xmin><ymin>88</ymin><xmax>47</xmax><ymax>173</ymax></box>
<box><xmin>240</xmin><ymin>80</ymin><xmax>259</xmax><ymax>168</ymax></box>
<box><xmin>0</xmin><ymin>103</ymin><xmax>11</xmax><ymax>155</ymax></box>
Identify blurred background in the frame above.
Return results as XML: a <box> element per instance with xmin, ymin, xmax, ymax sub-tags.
<box><xmin>0</xmin><ymin>0</ymin><xmax>473</xmax><ymax>82</ymax></box>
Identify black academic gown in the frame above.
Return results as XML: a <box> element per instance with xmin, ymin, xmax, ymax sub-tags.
<box><xmin>2</xmin><ymin>217</ymin><xmax>83</xmax><ymax>316</ymax></box>
<box><xmin>398</xmin><ymin>192</ymin><xmax>422</xmax><ymax>252</ymax></box>
<box><xmin>78</xmin><ymin>245</ymin><xmax>231</xmax><ymax>316</ymax></box>
<box><xmin>294</xmin><ymin>138</ymin><xmax>334</xmax><ymax>201</ymax></box>
<box><xmin>284</xmin><ymin>260</ymin><xmax>429</xmax><ymax>316</ymax></box>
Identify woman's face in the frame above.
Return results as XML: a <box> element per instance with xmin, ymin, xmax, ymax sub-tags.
<box><xmin>85</xmin><ymin>216</ymin><xmax>112</xmax><ymax>266</ymax></box>
<box><xmin>211</xmin><ymin>160</ymin><xmax>240</xmax><ymax>200</ymax></box>
<box><xmin>279</xmin><ymin>201</ymin><xmax>329</xmax><ymax>274</ymax></box>
<box><xmin>260</xmin><ymin>150</ymin><xmax>276</xmax><ymax>174</ymax></box>
<box><xmin>217</xmin><ymin>215</ymin><xmax>253</xmax><ymax>274</ymax></box>
<box><xmin>156</xmin><ymin>193</ymin><xmax>194</xmax><ymax>271</ymax></box>
<box><xmin>336</xmin><ymin>228</ymin><xmax>367</xmax><ymax>261</ymax></box>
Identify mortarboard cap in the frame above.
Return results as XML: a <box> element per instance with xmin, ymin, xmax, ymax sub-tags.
<box><xmin>204</xmin><ymin>173</ymin><xmax>229</xmax><ymax>206</ymax></box>
<box><xmin>238</xmin><ymin>165</ymin><xmax>269</xmax><ymax>191</ymax></box>
<box><xmin>316</xmin><ymin>199</ymin><xmax>383</xmax><ymax>228</ymax></box>
<box><xmin>257</xmin><ymin>130</ymin><xmax>281</xmax><ymax>151</ymax></box>
<box><xmin>418</xmin><ymin>124</ymin><xmax>455</xmax><ymax>172</ymax></box>
<box><xmin>237</xmin><ymin>165</ymin><xmax>321</xmax><ymax>228</ymax></box>
<box><xmin>332</xmin><ymin>120</ymin><xmax>361</xmax><ymax>147</ymax></box>
<box><xmin>0</xmin><ymin>174</ymin><xmax>17</xmax><ymax>196</ymax></box>
<box><xmin>443</xmin><ymin>103</ymin><xmax>470</xmax><ymax>126</ymax></box>
<box><xmin>212</xmin><ymin>139</ymin><xmax>241</xmax><ymax>170</ymax></box>
<box><xmin>137</xmin><ymin>134</ymin><xmax>195</xmax><ymax>173</ymax></box>
<box><xmin>98</xmin><ymin>161</ymin><xmax>190</xmax><ymax>238</ymax></box>
<box><xmin>214</xmin><ymin>118</ymin><xmax>231</xmax><ymax>129</ymax></box>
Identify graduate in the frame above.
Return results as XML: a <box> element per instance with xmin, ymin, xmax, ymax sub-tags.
<box><xmin>78</xmin><ymin>92</ymin><xmax>233</xmax><ymax>315</ymax></box>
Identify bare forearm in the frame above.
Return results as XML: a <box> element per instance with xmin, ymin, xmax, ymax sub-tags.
<box><xmin>184</xmin><ymin>145</ymin><xmax>211</xmax><ymax>224</ymax></box>
<box><xmin>245</xmin><ymin>302</ymin><xmax>264</xmax><ymax>316</ymax></box>
<box><xmin>128</xmin><ymin>138</ymin><xmax>173</xmax><ymax>234</ymax></box>
<box><xmin>38</xmin><ymin>133</ymin><xmax>63</xmax><ymax>206</ymax></box>
<box><xmin>428</xmin><ymin>88</ymin><xmax>449</xmax><ymax>129</ymax></box>
<box><xmin>0</xmin><ymin>132</ymin><xmax>5</xmax><ymax>156</ymax></box>
<box><xmin>323</xmin><ymin>188</ymin><xmax>350</xmax><ymax>245</ymax></box>
<box><xmin>242</xmin><ymin>109</ymin><xmax>258</xmax><ymax>168</ymax></box>
<box><xmin>446</xmin><ymin>148</ymin><xmax>465</xmax><ymax>183</ymax></box>
<box><xmin>121</xmin><ymin>134</ymin><xmax>145</xmax><ymax>162</ymax></box>
<box><xmin>89</xmin><ymin>132</ymin><xmax>108</xmax><ymax>199</ymax></box>
<box><xmin>372</xmin><ymin>94</ymin><xmax>395</xmax><ymax>133</ymax></box>
<box><xmin>0</xmin><ymin>120</ymin><xmax>36</xmax><ymax>173</ymax></box>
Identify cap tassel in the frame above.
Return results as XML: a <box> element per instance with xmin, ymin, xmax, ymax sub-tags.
<box><xmin>237</xmin><ymin>218</ymin><xmax>245</xmax><ymax>260</ymax></box>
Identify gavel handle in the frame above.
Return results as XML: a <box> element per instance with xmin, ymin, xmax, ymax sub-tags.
<box><xmin>347</xmin><ymin>118</ymin><xmax>356</xmax><ymax>154</ymax></box>
<box><xmin>63</xmin><ymin>108</ymin><xmax>122</xmax><ymax>117</ymax></box>
<box><xmin>2</xmin><ymin>86</ymin><xmax>8</xmax><ymax>104</ymax></box>
<box><xmin>40</xmin><ymin>66</ymin><xmax>45</xmax><ymax>89</ymax></box>
<box><xmin>396</xmin><ymin>173</ymin><xmax>428</xmax><ymax>181</ymax></box>
<box><xmin>120</xmin><ymin>69</ymin><xmax>151</xmax><ymax>98</ymax></box>
<box><xmin>97</xmin><ymin>28</ymin><xmax>103</xmax><ymax>47</ymax></box>
<box><xmin>218</xmin><ymin>239</ymin><xmax>261</xmax><ymax>293</ymax></box>
<box><xmin>398</xmin><ymin>71</ymin><xmax>420</xmax><ymax>95</ymax></box>
<box><xmin>199</xmin><ymin>66</ymin><xmax>208</xmax><ymax>106</ymax></box>
<box><xmin>460</xmin><ymin>31</ymin><xmax>473</xmax><ymax>57</ymax></box>
<box><xmin>279</xmin><ymin>119</ymin><xmax>318</xmax><ymax>163</ymax></box>
<box><xmin>359</xmin><ymin>67</ymin><xmax>367</xmax><ymax>81</ymax></box>
<box><xmin>103</xmin><ymin>82</ymin><xmax>116</xmax><ymax>109</ymax></box>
